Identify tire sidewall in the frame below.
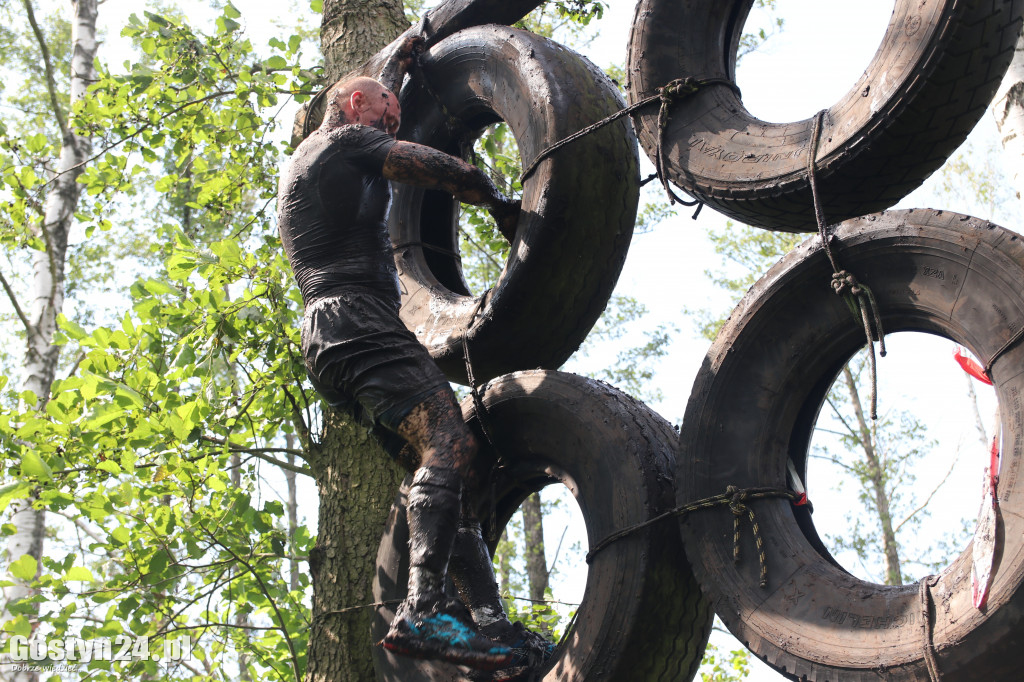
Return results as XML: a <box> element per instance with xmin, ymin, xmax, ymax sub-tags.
<box><xmin>679</xmin><ymin>210</ymin><xmax>1024</xmax><ymax>680</ymax></box>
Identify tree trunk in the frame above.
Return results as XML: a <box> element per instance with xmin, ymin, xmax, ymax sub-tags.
<box><xmin>320</xmin><ymin>0</ymin><xmax>409</xmax><ymax>83</ymax></box>
<box><xmin>521</xmin><ymin>493</ymin><xmax>548</xmax><ymax>604</ymax></box>
<box><xmin>842</xmin><ymin>366</ymin><xmax>903</xmax><ymax>585</ymax></box>
<box><xmin>3</xmin><ymin>5</ymin><xmax>98</xmax><ymax>681</ymax></box>
<box><xmin>991</xmin><ymin>31</ymin><xmax>1024</xmax><ymax>219</ymax></box>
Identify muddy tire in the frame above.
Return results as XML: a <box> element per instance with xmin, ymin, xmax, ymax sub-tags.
<box><xmin>626</xmin><ymin>0</ymin><xmax>1023</xmax><ymax>232</ymax></box>
<box><xmin>390</xmin><ymin>27</ymin><xmax>640</xmax><ymax>385</ymax></box>
<box><xmin>679</xmin><ymin>209</ymin><xmax>1024</xmax><ymax>680</ymax></box>
<box><xmin>373</xmin><ymin>370</ymin><xmax>712</xmax><ymax>681</ymax></box>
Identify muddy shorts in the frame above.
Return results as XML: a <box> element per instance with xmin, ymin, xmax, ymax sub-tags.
<box><xmin>301</xmin><ymin>287</ymin><xmax>451</xmax><ymax>455</ymax></box>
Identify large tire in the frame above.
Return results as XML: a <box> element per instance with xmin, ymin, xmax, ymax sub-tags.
<box><xmin>679</xmin><ymin>209</ymin><xmax>1024</xmax><ymax>680</ymax></box>
<box><xmin>391</xmin><ymin>27</ymin><xmax>640</xmax><ymax>385</ymax></box>
<box><xmin>372</xmin><ymin>370</ymin><xmax>712</xmax><ymax>681</ymax></box>
<box><xmin>626</xmin><ymin>0</ymin><xmax>1023</xmax><ymax>232</ymax></box>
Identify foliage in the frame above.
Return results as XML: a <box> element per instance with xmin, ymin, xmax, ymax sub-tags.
<box><xmin>1</xmin><ymin>4</ymin><xmax>322</xmax><ymax>679</ymax></box>
<box><xmin>699</xmin><ymin>639</ymin><xmax>751</xmax><ymax>682</ymax></box>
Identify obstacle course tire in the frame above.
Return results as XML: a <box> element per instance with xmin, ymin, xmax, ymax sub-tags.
<box><xmin>373</xmin><ymin>370</ymin><xmax>712</xmax><ymax>681</ymax></box>
<box><xmin>390</xmin><ymin>26</ymin><xmax>640</xmax><ymax>385</ymax></box>
<box><xmin>627</xmin><ymin>0</ymin><xmax>1023</xmax><ymax>232</ymax></box>
<box><xmin>679</xmin><ymin>209</ymin><xmax>1024</xmax><ymax>680</ymax></box>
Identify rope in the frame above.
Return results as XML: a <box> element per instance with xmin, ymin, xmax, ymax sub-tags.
<box><xmin>984</xmin><ymin>324</ymin><xmax>1024</xmax><ymax>378</ymax></box>
<box><xmin>409</xmin><ymin>54</ymin><xmax>474</xmax><ymax>138</ymax></box>
<box><xmin>919</xmin><ymin>575</ymin><xmax>943</xmax><ymax>681</ymax></box>
<box><xmin>392</xmin><ymin>240</ymin><xmax>461</xmax><ymax>261</ymax></box>
<box><xmin>460</xmin><ymin>296</ymin><xmax>507</xmax><ymax>542</ymax></box>
<box><xmin>807</xmin><ymin>109</ymin><xmax>886</xmax><ymax>419</ymax></box>
<box><xmin>519</xmin><ymin>77</ymin><xmax>740</xmax><ymax>213</ymax></box>
<box><xmin>312</xmin><ymin>598</ymin><xmax>403</xmax><ymax>623</ymax></box>
<box><xmin>586</xmin><ymin>485</ymin><xmax>797</xmax><ymax>589</ymax></box>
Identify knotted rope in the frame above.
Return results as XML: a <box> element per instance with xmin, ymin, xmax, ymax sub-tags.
<box><xmin>808</xmin><ymin>109</ymin><xmax>886</xmax><ymax>419</ymax></box>
<box><xmin>460</xmin><ymin>296</ymin><xmax>508</xmax><ymax>543</ymax></box>
<box><xmin>586</xmin><ymin>485</ymin><xmax>797</xmax><ymax>589</ymax></box>
<box><xmin>519</xmin><ymin>76</ymin><xmax>741</xmax><ymax>215</ymax></box>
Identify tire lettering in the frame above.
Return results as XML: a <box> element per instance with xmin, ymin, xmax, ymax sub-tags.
<box><xmin>822</xmin><ymin>607</ymin><xmax>915</xmax><ymax>629</ymax></box>
<box><xmin>688</xmin><ymin>137</ymin><xmax>806</xmax><ymax>164</ymax></box>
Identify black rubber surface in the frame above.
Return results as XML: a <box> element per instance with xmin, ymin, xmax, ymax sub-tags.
<box><xmin>627</xmin><ymin>0</ymin><xmax>1024</xmax><ymax>232</ymax></box>
<box><xmin>390</xmin><ymin>26</ymin><xmax>640</xmax><ymax>385</ymax></box>
<box><xmin>373</xmin><ymin>370</ymin><xmax>712</xmax><ymax>681</ymax></box>
<box><xmin>679</xmin><ymin>209</ymin><xmax>1024</xmax><ymax>680</ymax></box>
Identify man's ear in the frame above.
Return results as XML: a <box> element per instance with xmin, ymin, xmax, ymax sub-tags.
<box><xmin>349</xmin><ymin>90</ymin><xmax>365</xmax><ymax>114</ymax></box>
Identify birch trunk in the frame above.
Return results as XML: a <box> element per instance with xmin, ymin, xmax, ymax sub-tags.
<box><xmin>3</xmin><ymin>2</ymin><xmax>97</xmax><ymax>675</ymax></box>
<box><xmin>991</xmin><ymin>31</ymin><xmax>1024</xmax><ymax>220</ymax></box>
<box><xmin>3</xmin><ymin>5</ymin><xmax>98</xmax><ymax>682</ymax></box>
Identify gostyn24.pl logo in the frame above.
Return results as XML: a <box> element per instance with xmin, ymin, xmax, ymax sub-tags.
<box><xmin>5</xmin><ymin>634</ymin><xmax>192</xmax><ymax>663</ymax></box>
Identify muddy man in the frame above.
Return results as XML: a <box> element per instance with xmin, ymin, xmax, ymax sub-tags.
<box><xmin>277</xmin><ymin>38</ymin><xmax>553</xmax><ymax>679</ymax></box>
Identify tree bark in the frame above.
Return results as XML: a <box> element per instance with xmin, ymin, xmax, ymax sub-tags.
<box><xmin>3</xmin><ymin>5</ymin><xmax>98</xmax><ymax>682</ymax></box>
<box><xmin>842</xmin><ymin>366</ymin><xmax>903</xmax><ymax>586</ymax></box>
<box><xmin>991</xmin><ymin>30</ymin><xmax>1024</xmax><ymax>219</ymax></box>
<box><xmin>521</xmin><ymin>493</ymin><xmax>548</xmax><ymax>604</ymax></box>
<box><xmin>320</xmin><ymin>0</ymin><xmax>409</xmax><ymax>83</ymax></box>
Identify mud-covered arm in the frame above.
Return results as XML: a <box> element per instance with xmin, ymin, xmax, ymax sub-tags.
<box><xmin>377</xmin><ymin>35</ymin><xmax>424</xmax><ymax>96</ymax></box>
<box><xmin>383</xmin><ymin>140</ymin><xmax>520</xmax><ymax>241</ymax></box>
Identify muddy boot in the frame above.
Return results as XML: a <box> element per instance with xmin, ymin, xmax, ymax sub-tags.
<box><xmin>380</xmin><ymin>467</ymin><xmax>512</xmax><ymax>671</ymax></box>
<box><xmin>451</xmin><ymin>513</ymin><xmax>556</xmax><ymax>681</ymax></box>
<box><xmin>467</xmin><ymin>619</ymin><xmax>557</xmax><ymax>681</ymax></box>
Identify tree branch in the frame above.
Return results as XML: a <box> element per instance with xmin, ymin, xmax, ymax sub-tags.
<box><xmin>200</xmin><ymin>435</ymin><xmax>312</xmax><ymax>475</ymax></box>
<box><xmin>893</xmin><ymin>446</ymin><xmax>961</xmax><ymax>535</ymax></box>
<box><xmin>0</xmin><ymin>265</ymin><xmax>34</xmax><ymax>337</ymax></box>
<box><xmin>39</xmin><ymin>90</ymin><xmax>232</xmax><ymax>190</ymax></box>
<box><xmin>23</xmin><ymin>0</ymin><xmax>69</xmax><ymax>138</ymax></box>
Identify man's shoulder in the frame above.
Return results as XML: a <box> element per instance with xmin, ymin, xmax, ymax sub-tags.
<box><xmin>324</xmin><ymin>123</ymin><xmax>393</xmax><ymax>147</ymax></box>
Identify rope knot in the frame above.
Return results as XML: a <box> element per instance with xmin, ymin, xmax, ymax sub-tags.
<box><xmin>727</xmin><ymin>486</ymin><xmax>748</xmax><ymax>516</ymax></box>
<box><xmin>658</xmin><ymin>77</ymin><xmax>700</xmax><ymax>101</ymax></box>
<box><xmin>832</xmin><ymin>270</ymin><xmax>861</xmax><ymax>297</ymax></box>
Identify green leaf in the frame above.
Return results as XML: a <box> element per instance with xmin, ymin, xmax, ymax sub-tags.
<box><xmin>65</xmin><ymin>566</ymin><xmax>94</xmax><ymax>582</ymax></box>
<box><xmin>142</xmin><ymin>278</ymin><xmax>179</xmax><ymax>297</ymax></box>
<box><xmin>0</xmin><ymin>482</ymin><xmax>31</xmax><ymax>514</ymax></box>
<box><xmin>144</xmin><ymin>11</ymin><xmax>170</xmax><ymax>26</ymax></box>
<box><xmin>217</xmin><ymin>16</ymin><xmax>241</xmax><ymax>34</ymax></box>
<box><xmin>21</xmin><ymin>451</ymin><xmax>52</xmax><ymax>481</ymax></box>
<box><xmin>146</xmin><ymin>549</ymin><xmax>169</xmax><ymax>577</ymax></box>
<box><xmin>264</xmin><ymin>55</ymin><xmax>288</xmax><ymax>70</ymax></box>
<box><xmin>97</xmin><ymin>460</ymin><xmax>122</xmax><ymax>475</ymax></box>
<box><xmin>24</xmin><ymin>133</ymin><xmax>48</xmax><ymax>154</ymax></box>
<box><xmin>310</xmin><ymin>0</ymin><xmax>322</xmax><ymax>13</ymax></box>
<box><xmin>9</xmin><ymin>555</ymin><xmax>38</xmax><ymax>581</ymax></box>
<box><xmin>224</xmin><ymin>2</ymin><xmax>242</xmax><ymax>18</ymax></box>
<box><xmin>110</xmin><ymin>527</ymin><xmax>130</xmax><ymax>546</ymax></box>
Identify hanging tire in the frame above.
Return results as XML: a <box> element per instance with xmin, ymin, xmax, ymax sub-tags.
<box><xmin>390</xmin><ymin>26</ymin><xmax>640</xmax><ymax>385</ymax></box>
<box><xmin>372</xmin><ymin>370</ymin><xmax>712</xmax><ymax>682</ymax></box>
<box><xmin>679</xmin><ymin>209</ymin><xmax>1024</xmax><ymax>680</ymax></box>
<box><xmin>626</xmin><ymin>0</ymin><xmax>1024</xmax><ymax>232</ymax></box>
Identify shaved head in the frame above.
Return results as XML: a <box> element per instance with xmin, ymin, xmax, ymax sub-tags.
<box><xmin>329</xmin><ymin>76</ymin><xmax>387</xmax><ymax>110</ymax></box>
<box><xmin>321</xmin><ymin>76</ymin><xmax>401</xmax><ymax>137</ymax></box>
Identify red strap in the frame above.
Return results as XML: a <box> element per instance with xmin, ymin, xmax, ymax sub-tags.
<box><xmin>954</xmin><ymin>346</ymin><xmax>993</xmax><ymax>385</ymax></box>
<box><xmin>793</xmin><ymin>492</ymin><xmax>808</xmax><ymax>506</ymax></box>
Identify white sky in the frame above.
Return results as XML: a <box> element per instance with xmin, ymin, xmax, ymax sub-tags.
<box><xmin>85</xmin><ymin>1</ymin><xmax>1016</xmax><ymax>679</ymax></box>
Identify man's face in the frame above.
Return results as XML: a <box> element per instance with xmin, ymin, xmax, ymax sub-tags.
<box><xmin>362</xmin><ymin>88</ymin><xmax>401</xmax><ymax>138</ymax></box>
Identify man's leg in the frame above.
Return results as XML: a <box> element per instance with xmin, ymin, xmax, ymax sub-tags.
<box><xmin>451</xmin><ymin>506</ymin><xmax>557</xmax><ymax>680</ymax></box>
<box><xmin>380</xmin><ymin>389</ymin><xmax>512</xmax><ymax>670</ymax></box>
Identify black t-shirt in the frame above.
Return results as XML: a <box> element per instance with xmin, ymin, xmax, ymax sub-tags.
<box><xmin>278</xmin><ymin>124</ymin><xmax>399</xmax><ymax>304</ymax></box>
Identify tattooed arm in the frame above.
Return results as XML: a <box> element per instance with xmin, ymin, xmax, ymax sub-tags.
<box><xmin>383</xmin><ymin>141</ymin><xmax>520</xmax><ymax>241</ymax></box>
